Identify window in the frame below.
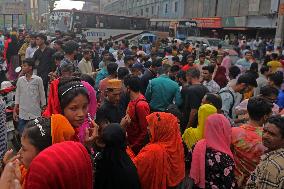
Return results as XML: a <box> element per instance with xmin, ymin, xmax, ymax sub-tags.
<box><xmin>141</xmin><ymin>9</ymin><xmax>143</xmax><ymax>16</ymax></box>
<box><xmin>146</xmin><ymin>7</ymin><xmax>149</xmax><ymax>13</ymax></box>
<box><xmin>174</xmin><ymin>2</ymin><xmax>178</xmax><ymax>12</ymax></box>
<box><xmin>165</xmin><ymin>4</ymin><xmax>168</xmax><ymax>14</ymax></box>
<box><xmin>151</xmin><ymin>6</ymin><xmax>154</xmax><ymax>14</ymax></box>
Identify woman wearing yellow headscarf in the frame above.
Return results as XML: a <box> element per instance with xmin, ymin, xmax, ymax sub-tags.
<box><xmin>182</xmin><ymin>104</ymin><xmax>217</xmax><ymax>149</ymax></box>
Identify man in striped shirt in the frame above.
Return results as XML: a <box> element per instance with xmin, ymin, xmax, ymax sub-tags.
<box><xmin>246</xmin><ymin>115</ymin><xmax>284</xmax><ymax>189</ymax></box>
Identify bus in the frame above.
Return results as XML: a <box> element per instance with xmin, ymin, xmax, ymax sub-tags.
<box><xmin>70</xmin><ymin>10</ymin><xmax>150</xmax><ymax>42</ymax></box>
<box><xmin>150</xmin><ymin>19</ymin><xmax>199</xmax><ymax>41</ymax></box>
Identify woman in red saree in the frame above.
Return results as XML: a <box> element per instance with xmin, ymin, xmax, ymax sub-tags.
<box><xmin>134</xmin><ymin>112</ymin><xmax>185</xmax><ymax>189</ymax></box>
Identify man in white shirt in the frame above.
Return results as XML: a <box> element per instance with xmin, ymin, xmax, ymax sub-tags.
<box><xmin>78</xmin><ymin>49</ymin><xmax>96</xmax><ymax>78</ymax></box>
<box><xmin>115</xmin><ymin>50</ymin><xmax>125</xmax><ymax>67</ymax></box>
<box><xmin>25</xmin><ymin>34</ymin><xmax>37</xmax><ymax>58</ymax></box>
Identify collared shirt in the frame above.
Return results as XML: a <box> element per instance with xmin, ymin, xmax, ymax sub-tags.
<box><xmin>15</xmin><ymin>75</ymin><xmax>46</xmax><ymax>120</ymax></box>
<box><xmin>78</xmin><ymin>58</ymin><xmax>94</xmax><ymax>76</ymax></box>
<box><xmin>115</xmin><ymin>59</ymin><xmax>125</xmax><ymax>68</ymax></box>
<box><xmin>219</xmin><ymin>86</ymin><xmax>243</xmax><ymax>121</ymax></box>
<box><xmin>145</xmin><ymin>74</ymin><xmax>182</xmax><ymax>111</ymax></box>
<box><xmin>246</xmin><ymin>148</ymin><xmax>284</xmax><ymax>189</ymax></box>
<box><xmin>203</xmin><ymin>79</ymin><xmax>220</xmax><ymax>93</ymax></box>
<box><xmin>236</xmin><ymin>58</ymin><xmax>251</xmax><ymax>73</ymax></box>
<box><xmin>25</xmin><ymin>46</ymin><xmax>37</xmax><ymax>59</ymax></box>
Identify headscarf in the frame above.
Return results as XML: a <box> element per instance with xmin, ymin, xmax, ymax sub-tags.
<box><xmin>25</xmin><ymin>141</ymin><xmax>93</xmax><ymax>189</ymax></box>
<box><xmin>42</xmin><ymin>79</ymin><xmax>97</xmax><ymax>143</ymax></box>
<box><xmin>51</xmin><ymin>114</ymin><xmax>77</xmax><ymax>144</ymax></box>
<box><xmin>182</xmin><ymin>104</ymin><xmax>217</xmax><ymax>149</ymax></box>
<box><xmin>134</xmin><ymin>112</ymin><xmax>185</xmax><ymax>189</ymax></box>
<box><xmin>95</xmin><ymin>123</ymin><xmax>140</xmax><ymax>189</ymax></box>
<box><xmin>190</xmin><ymin>114</ymin><xmax>233</xmax><ymax>188</ymax></box>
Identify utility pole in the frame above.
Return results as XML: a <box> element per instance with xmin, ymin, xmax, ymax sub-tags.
<box><xmin>275</xmin><ymin>0</ymin><xmax>284</xmax><ymax>47</ymax></box>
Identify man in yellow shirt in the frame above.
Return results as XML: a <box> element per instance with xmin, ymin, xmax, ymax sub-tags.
<box><xmin>267</xmin><ymin>53</ymin><xmax>282</xmax><ymax>73</ymax></box>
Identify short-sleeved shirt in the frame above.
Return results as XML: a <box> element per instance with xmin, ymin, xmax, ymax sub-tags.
<box><xmin>203</xmin><ymin>79</ymin><xmax>220</xmax><ymax>93</ymax></box>
<box><xmin>181</xmin><ymin>84</ymin><xmax>208</xmax><ymax>125</ymax></box>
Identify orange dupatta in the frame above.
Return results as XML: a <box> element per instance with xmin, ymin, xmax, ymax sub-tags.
<box><xmin>134</xmin><ymin>112</ymin><xmax>185</xmax><ymax>189</ymax></box>
<box><xmin>51</xmin><ymin>114</ymin><xmax>76</xmax><ymax>144</ymax></box>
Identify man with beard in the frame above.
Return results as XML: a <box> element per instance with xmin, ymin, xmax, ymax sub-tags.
<box><xmin>25</xmin><ymin>34</ymin><xmax>37</xmax><ymax>59</ymax></box>
<box><xmin>219</xmin><ymin>72</ymin><xmax>258</xmax><ymax>126</ymax></box>
<box><xmin>121</xmin><ymin>75</ymin><xmax>150</xmax><ymax>154</ymax></box>
<box><xmin>246</xmin><ymin>115</ymin><xmax>284</xmax><ymax>188</ymax></box>
<box><xmin>96</xmin><ymin>79</ymin><xmax>125</xmax><ymax>124</ymax></box>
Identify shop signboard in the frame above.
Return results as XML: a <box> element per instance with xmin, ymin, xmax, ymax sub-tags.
<box><xmin>192</xmin><ymin>17</ymin><xmax>222</xmax><ymax>28</ymax></box>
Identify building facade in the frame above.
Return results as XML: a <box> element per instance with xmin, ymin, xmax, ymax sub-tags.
<box><xmin>104</xmin><ymin>0</ymin><xmax>184</xmax><ymax>19</ymax></box>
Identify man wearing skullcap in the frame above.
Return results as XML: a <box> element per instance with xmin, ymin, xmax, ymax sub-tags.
<box><xmin>96</xmin><ymin>79</ymin><xmax>125</xmax><ymax>125</ymax></box>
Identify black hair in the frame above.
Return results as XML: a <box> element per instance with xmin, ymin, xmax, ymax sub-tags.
<box><xmin>54</xmin><ymin>40</ymin><xmax>63</xmax><ymax>46</ymax></box>
<box><xmin>117</xmin><ymin>67</ymin><xmax>130</xmax><ymax>80</ymax></box>
<box><xmin>55</xmin><ymin>30</ymin><xmax>62</xmax><ymax>34</ymax></box>
<box><xmin>151</xmin><ymin>60</ymin><xmax>162</xmax><ymax>68</ymax></box>
<box><xmin>204</xmin><ymin>93</ymin><xmax>222</xmax><ymax>110</ymax></box>
<box><xmin>172</xmin><ymin>56</ymin><xmax>180</xmax><ymax>63</ymax></box>
<box><xmin>59</xmin><ymin>62</ymin><xmax>76</xmax><ymax>75</ymax></box>
<box><xmin>58</xmin><ymin>77</ymin><xmax>89</xmax><ymax>111</ymax></box>
<box><xmin>124</xmin><ymin>55</ymin><xmax>134</xmax><ymax>63</ymax></box>
<box><xmin>245</xmin><ymin>51</ymin><xmax>252</xmax><ymax>55</ymax></box>
<box><xmin>80</xmin><ymin>74</ymin><xmax>95</xmax><ymax>88</ymax></box>
<box><xmin>170</xmin><ymin>65</ymin><xmax>180</xmax><ymax>73</ymax></box>
<box><xmin>237</xmin><ymin>73</ymin><xmax>258</xmax><ymax>87</ymax></box>
<box><xmin>267</xmin><ymin>115</ymin><xmax>284</xmax><ymax>138</ymax></box>
<box><xmin>247</xmin><ymin>97</ymin><xmax>272</xmax><ymax>121</ymax></box>
<box><xmin>260</xmin><ymin>65</ymin><xmax>270</xmax><ymax>75</ymax></box>
<box><xmin>62</xmin><ymin>40</ymin><xmax>79</xmax><ymax>54</ymax></box>
<box><xmin>186</xmin><ymin>68</ymin><xmax>200</xmax><ymax>79</ymax></box>
<box><xmin>22</xmin><ymin>58</ymin><xmax>35</xmax><ymax>69</ymax></box>
<box><xmin>107</xmin><ymin>63</ymin><xmax>118</xmax><ymax>76</ymax></box>
<box><xmin>36</xmin><ymin>33</ymin><xmax>47</xmax><ymax>42</ymax></box>
<box><xmin>271</xmin><ymin>53</ymin><xmax>278</xmax><ymax>60</ymax></box>
<box><xmin>229</xmin><ymin>66</ymin><xmax>241</xmax><ymax>79</ymax></box>
<box><xmin>268</xmin><ymin>71</ymin><xmax>284</xmax><ymax>88</ymax></box>
<box><xmin>124</xmin><ymin>75</ymin><xmax>141</xmax><ymax>92</ymax></box>
<box><xmin>52</xmin><ymin>52</ymin><xmax>64</xmax><ymax>61</ymax></box>
<box><xmin>23</xmin><ymin>117</ymin><xmax>52</xmax><ymax>152</ymax></box>
<box><xmin>186</xmin><ymin>54</ymin><xmax>195</xmax><ymax>61</ymax></box>
<box><xmin>131</xmin><ymin>46</ymin><xmax>137</xmax><ymax>50</ymax></box>
<box><xmin>199</xmin><ymin>53</ymin><xmax>206</xmax><ymax>58</ymax></box>
<box><xmin>158</xmin><ymin>64</ymin><xmax>171</xmax><ymax>75</ymax></box>
<box><xmin>176</xmin><ymin>70</ymin><xmax>186</xmax><ymax>81</ymax></box>
<box><xmin>202</xmin><ymin>65</ymin><xmax>215</xmax><ymax>74</ymax></box>
<box><xmin>250</xmin><ymin>62</ymin><xmax>258</xmax><ymax>72</ymax></box>
<box><xmin>260</xmin><ymin>85</ymin><xmax>279</xmax><ymax>97</ymax></box>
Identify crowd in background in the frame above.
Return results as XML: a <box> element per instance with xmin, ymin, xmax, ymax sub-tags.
<box><xmin>0</xmin><ymin>30</ymin><xmax>284</xmax><ymax>189</ymax></box>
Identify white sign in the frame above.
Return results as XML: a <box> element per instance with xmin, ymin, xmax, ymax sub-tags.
<box><xmin>83</xmin><ymin>28</ymin><xmax>143</xmax><ymax>42</ymax></box>
<box><xmin>249</xmin><ymin>0</ymin><xmax>260</xmax><ymax>12</ymax></box>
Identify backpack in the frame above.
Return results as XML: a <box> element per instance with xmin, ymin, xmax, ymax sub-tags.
<box><xmin>218</xmin><ymin>90</ymin><xmax>235</xmax><ymax>118</ymax></box>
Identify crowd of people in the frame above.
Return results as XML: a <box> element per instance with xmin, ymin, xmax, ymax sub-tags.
<box><xmin>0</xmin><ymin>30</ymin><xmax>284</xmax><ymax>189</ymax></box>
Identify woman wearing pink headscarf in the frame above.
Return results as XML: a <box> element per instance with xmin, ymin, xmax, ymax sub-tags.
<box><xmin>189</xmin><ymin>114</ymin><xmax>237</xmax><ymax>189</ymax></box>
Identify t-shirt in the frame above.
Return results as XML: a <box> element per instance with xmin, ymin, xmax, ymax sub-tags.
<box><xmin>181</xmin><ymin>84</ymin><xmax>209</xmax><ymax>126</ymax></box>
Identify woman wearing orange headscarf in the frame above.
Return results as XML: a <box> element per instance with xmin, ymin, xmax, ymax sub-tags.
<box><xmin>133</xmin><ymin>112</ymin><xmax>185</xmax><ymax>189</ymax></box>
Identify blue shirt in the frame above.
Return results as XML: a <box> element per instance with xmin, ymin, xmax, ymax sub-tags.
<box><xmin>235</xmin><ymin>58</ymin><xmax>251</xmax><ymax>72</ymax></box>
<box><xmin>277</xmin><ymin>90</ymin><xmax>284</xmax><ymax>109</ymax></box>
<box><xmin>145</xmin><ymin>75</ymin><xmax>182</xmax><ymax>111</ymax></box>
<box><xmin>95</xmin><ymin>67</ymin><xmax>108</xmax><ymax>89</ymax></box>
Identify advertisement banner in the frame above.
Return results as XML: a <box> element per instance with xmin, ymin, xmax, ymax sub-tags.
<box><xmin>192</xmin><ymin>17</ymin><xmax>222</xmax><ymax>28</ymax></box>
